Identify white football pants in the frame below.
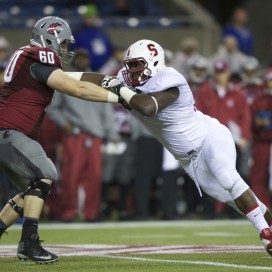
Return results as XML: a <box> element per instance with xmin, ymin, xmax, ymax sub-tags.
<box><xmin>183</xmin><ymin>120</ymin><xmax>266</xmax><ymax>214</ymax></box>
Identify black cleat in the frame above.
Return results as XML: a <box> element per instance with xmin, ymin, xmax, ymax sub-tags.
<box><xmin>17</xmin><ymin>234</ymin><xmax>59</xmax><ymax>264</ymax></box>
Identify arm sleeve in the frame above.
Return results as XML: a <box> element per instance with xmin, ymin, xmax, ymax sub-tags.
<box><xmin>30</xmin><ymin>62</ymin><xmax>60</xmax><ymax>84</ymax></box>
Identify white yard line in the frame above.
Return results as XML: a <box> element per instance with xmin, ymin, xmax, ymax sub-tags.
<box><xmin>101</xmin><ymin>255</ymin><xmax>272</xmax><ymax>271</ymax></box>
<box><xmin>7</xmin><ymin>219</ymin><xmax>251</xmax><ymax>230</ymax></box>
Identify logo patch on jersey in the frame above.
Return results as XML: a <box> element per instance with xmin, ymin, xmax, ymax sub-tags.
<box><xmin>47</xmin><ymin>23</ymin><xmax>62</xmax><ymax>35</ymax></box>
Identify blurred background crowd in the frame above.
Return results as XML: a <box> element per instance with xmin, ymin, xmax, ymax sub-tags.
<box><xmin>1</xmin><ymin>0</ymin><xmax>272</xmax><ymax>222</ymax></box>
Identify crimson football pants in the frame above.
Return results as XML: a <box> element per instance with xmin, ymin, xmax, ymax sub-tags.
<box><xmin>249</xmin><ymin>142</ymin><xmax>271</xmax><ymax>208</ymax></box>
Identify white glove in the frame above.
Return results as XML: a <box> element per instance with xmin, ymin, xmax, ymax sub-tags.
<box><xmin>102</xmin><ymin>75</ymin><xmax>123</xmax><ymax>95</ymax></box>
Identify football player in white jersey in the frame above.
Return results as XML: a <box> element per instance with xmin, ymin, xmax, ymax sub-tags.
<box><xmin>102</xmin><ymin>39</ymin><xmax>272</xmax><ymax>257</ymax></box>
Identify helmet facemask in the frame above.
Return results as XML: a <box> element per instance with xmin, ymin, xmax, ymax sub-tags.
<box><xmin>57</xmin><ymin>39</ymin><xmax>75</xmax><ymax>65</ymax></box>
<box><xmin>122</xmin><ymin>57</ymin><xmax>152</xmax><ymax>86</ymax></box>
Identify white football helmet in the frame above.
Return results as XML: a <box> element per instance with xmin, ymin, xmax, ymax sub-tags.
<box><xmin>30</xmin><ymin>16</ymin><xmax>75</xmax><ymax>64</ymax></box>
<box><xmin>122</xmin><ymin>39</ymin><xmax>165</xmax><ymax>86</ymax></box>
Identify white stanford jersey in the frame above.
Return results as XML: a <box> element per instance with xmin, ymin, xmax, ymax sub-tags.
<box><xmin>117</xmin><ymin>66</ymin><xmax>214</xmax><ymax>163</ymax></box>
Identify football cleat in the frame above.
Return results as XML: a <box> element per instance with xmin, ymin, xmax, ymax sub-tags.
<box><xmin>17</xmin><ymin>234</ymin><xmax>59</xmax><ymax>264</ymax></box>
<box><xmin>260</xmin><ymin>228</ymin><xmax>272</xmax><ymax>257</ymax></box>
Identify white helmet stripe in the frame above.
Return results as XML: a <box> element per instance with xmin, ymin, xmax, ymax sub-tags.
<box><xmin>40</xmin><ymin>35</ymin><xmax>46</xmax><ymax>48</ymax></box>
<box><xmin>53</xmin><ymin>30</ymin><xmax>61</xmax><ymax>44</ymax></box>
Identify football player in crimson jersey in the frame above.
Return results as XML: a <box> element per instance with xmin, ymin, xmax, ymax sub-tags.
<box><xmin>0</xmin><ymin>16</ymin><xmax>120</xmax><ymax>264</ymax></box>
<box><xmin>102</xmin><ymin>39</ymin><xmax>272</xmax><ymax>257</ymax></box>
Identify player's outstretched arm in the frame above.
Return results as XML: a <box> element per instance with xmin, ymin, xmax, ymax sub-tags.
<box><xmin>47</xmin><ymin>69</ymin><xmax>118</xmax><ymax>103</ymax></box>
<box><xmin>126</xmin><ymin>87</ymin><xmax>179</xmax><ymax>116</ymax></box>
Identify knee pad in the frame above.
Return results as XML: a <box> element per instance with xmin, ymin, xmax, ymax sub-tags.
<box><xmin>8</xmin><ymin>199</ymin><xmax>23</xmax><ymax>218</ymax></box>
<box><xmin>25</xmin><ymin>180</ymin><xmax>53</xmax><ymax>200</ymax></box>
<box><xmin>215</xmin><ymin>168</ymin><xmax>239</xmax><ymax>191</ymax></box>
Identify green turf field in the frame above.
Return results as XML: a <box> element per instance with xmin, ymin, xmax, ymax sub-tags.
<box><xmin>0</xmin><ymin>220</ymin><xmax>271</xmax><ymax>272</ymax></box>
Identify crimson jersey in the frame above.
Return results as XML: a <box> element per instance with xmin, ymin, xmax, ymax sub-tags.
<box><xmin>195</xmin><ymin>80</ymin><xmax>252</xmax><ymax>140</ymax></box>
<box><xmin>0</xmin><ymin>45</ymin><xmax>62</xmax><ymax>139</ymax></box>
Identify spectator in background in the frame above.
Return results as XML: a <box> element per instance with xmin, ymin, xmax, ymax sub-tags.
<box><xmin>132</xmin><ymin>123</ymin><xmax>163</xmax><ymax>220</ymax></box>
<box><xmin>164</xmin><ymin>49</ymin><xmax>174</xmax><ymax>67</ymax></box>
<box><xmin>160</xmin><ymin>147</ymin><xmax>181</xmax><ymax>220</ymax></box>
<box><xmin>101</xmin><ymin>104</ymin><xmax>138</xmax><ymax>220</ymax></box>
<box><xmin>187</xmin><ymin>55</ymin><xmax>210</xmax><ymax>98</ymax></box>
<box><xmin>99</xmin><ymin>45</ymin><xmax>125</xmax><ymax>76</ymax></box>
<box><xmin>235</xmin><ymin>56</ymin><xmax>264</xmax><ymax>188</ymax></box>
<box><xmin>71</xmin><ymin>4</ymin><xmax>113</xmax><ymax>71</ymax></box>
<box><xmin>249</xmin><ymin>68</ymin><xmax>272</xmax><ymax>209</ymax></box>
<box><xmin>172</xmin><ymin>37</ymin><xmax>201</xmax><ymax>78</ymax></box>
<box><xmin>239</xmin><ymin>56</ymin><xmax>264</xmax><ymax>105</ymax></box>
<box><xmin>210</xmin><ymin>35</ymin><xmax>248</xmax><ymax>81</ymax></box>
<box><xmin>222</xmin><ymin>7</ymin><xmax>254</xmax><ymax>56</ymax></box>
<box><xmin>46</xmin><ymin>49</ymin><xmax>119</xmax><ymax>222</ymax></box>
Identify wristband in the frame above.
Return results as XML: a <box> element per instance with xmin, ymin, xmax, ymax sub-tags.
<box><xmin>107</xmin><ymin>91</ymin><xmax>119</xmax><ymax>103</ymax></box>
<box><xmin>120</xmin><ymin>87</ymin><xmax>136</xmax><ymax>104</ymax></box>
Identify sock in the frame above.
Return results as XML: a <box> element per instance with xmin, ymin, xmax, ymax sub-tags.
<box><xmin>21</xmin><ymin>218</ymin><xmax>38</xmax><ymax>241</ymax></box>
<box><xmin>0</xmin><ymin>219</ymin><xmax>7</xmax><ymax>236</ymax></box>
<box><xmin>245</xmin><ymin>205</ymin><xmax>269</xmax><ymax>233</ymax></box>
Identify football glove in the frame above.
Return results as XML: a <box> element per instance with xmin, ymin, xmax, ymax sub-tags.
<box><xmin>102</xmin><ymin>75</ymin><xmax>123</xmax><ymax>96</ymax></box>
